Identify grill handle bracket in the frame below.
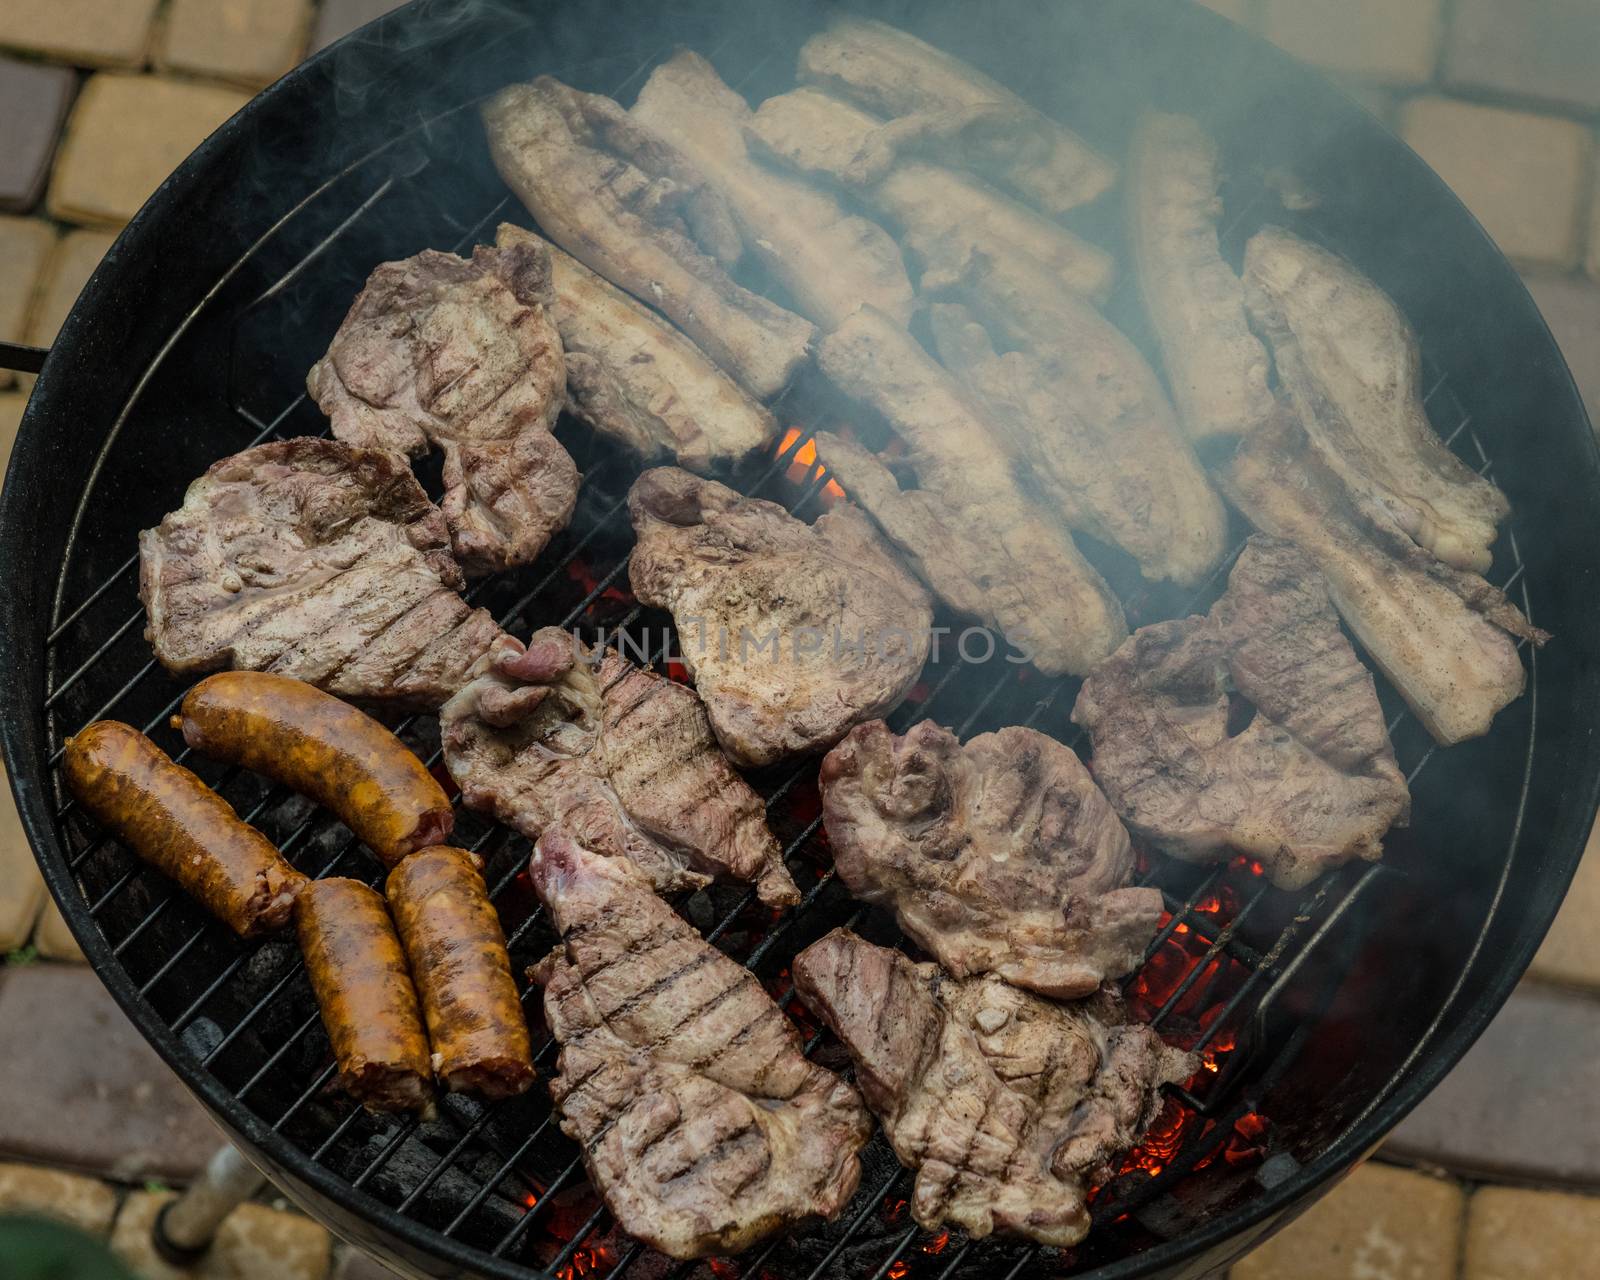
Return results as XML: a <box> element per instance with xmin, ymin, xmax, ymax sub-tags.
<box><xmin>0</xmin><ymin>342</ymin><xmax>46</xmax><ymax>375</ymax></box>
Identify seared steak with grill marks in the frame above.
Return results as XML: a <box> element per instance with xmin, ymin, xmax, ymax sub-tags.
<box><xmin>528</xmin><ymin>832</ymin><xmax>871</xmax><ymax>1260</ymax></box>
<box><xmin>307</xmin><ymin>238</ymin><xmax>576</xmax><ymax>576</ymax></box>
<box><xmin>441</xmin><ymin>629</ymin><xmax>798</xmax><ymax>905</ymax></box>
<box><xmin>792</xmin><ymin>929</ymin><xmax>1194</xmax><ymax>1247</ymax></box>
<box><xmin>1073</xmin><ymin>536</ymin><xmax>1411</xmax><ymax>889</ymax></box>
<box><xmin>628</xmin><ymin>467</ymin><xmax>932</xmax><ymax>767</ymax></box>
<box><xmin>820</xmin><ymin>719</ymin><xmax>1162</xmax><ymax>998</ymax></box>
<box><xmin>139</xmin><ymin>438</ymin><xmax>502</xmax><ymax>708</ymax></box>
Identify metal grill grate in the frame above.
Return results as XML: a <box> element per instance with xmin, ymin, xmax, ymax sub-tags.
<box><xmin>34</xmin><ymin>41</ymin><xmax>1537</xmax><ymax>1280</ymax></box>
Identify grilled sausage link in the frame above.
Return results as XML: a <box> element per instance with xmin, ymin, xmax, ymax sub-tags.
<box><xmin>61</xmin><ymin>720</ymin><xmax>305</xmax><ymax>937</ymax></box>
<box><xmin>296</xmin><ymin>878</ymin><xmax>433</xmax><ymax>1113</ymax></box>
<box><xmin>387</xmin><ymin>847</ymin><xmax>535</xmax><ymax>1098</ymax></box>
<box><xmin>176</xmin><ymin>672</ymin><xmax>453</xmax><ymax>868</ymax></box>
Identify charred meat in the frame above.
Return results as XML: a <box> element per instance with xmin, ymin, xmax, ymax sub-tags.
<box><xmin>441</xmin><ymin>629</ymin><xmax>798</xmax><ymax>905</ymax></box>
<box><xmin>820</xmin><ymin>719</ymin><xmax>1162</xmax><ymax>998</ymax></box>
<box><xmin>793</xmin><ymin>929</ymin><xmax>1194</xmax><ymax>1246</ymax></box>
<box><xmin>307</xmin><ymin>238</ymin><xmax>576</xmax><ymax>575</ymax></box>
<box><xmin>528</xmin><ymin>832</ymin><xmax>871</xmax><ymax>1259</ymax></box>
<box><xmin>139</xmin><ymin>438</ymin><xmax>503</xmax><ymax>708</ymax></box>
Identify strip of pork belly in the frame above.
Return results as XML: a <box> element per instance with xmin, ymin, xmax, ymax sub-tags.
<box><xmin>482</xmin><ymin>76</ymin><xmax>813</xmax><ymax>399</ymax></box>
<box><xmin>816</xmin><ymin>306</ymin><xmax>1126</xmax><ymax>675</ymax></box>
<box><xmin>928</xmin><ymin>303</ymin><xmax>1229</xmax><ymax>588</ymax></box>
<box><xmin>792</xmin><ymin>929</ymin><xmax>1194</xmax><ymax>1247</ymax></box>
<box><xmin>630</xmin><ymin>50</ymin><xmax>914</xmax><ymax>331</ymax></box>
<box><xmin>796</xmin><ymin>15</ymin><xmax>1117</xmax><ymax>215</ymax></box>
<box><xmin>1127</xmin><ymin>113</ymin><xmax>1277</xmax><ymax>444</ymax></box>
<box><xmin>527</xmin><ymin>833</ymin><xmax>870</xmax><ymax>1259</ymax></box>
<box><xmin>495</xmin><ymin>225</ymin><xmax>776</xmax><ymax>472</ymax></box>
<box><xmin>1243</xmin><ymin>225</ymin><xmax>1510</xmax><ymax>572</ymax></box>
<box><xmin>748</xmin><ymin>87</ymin><xmax>1114</xmax><ymax>303</ymax></box>
<box><xmin>1222</xmin><ymin>411</ymin><xmax>1544</xmax><ymax>745</ymax></box>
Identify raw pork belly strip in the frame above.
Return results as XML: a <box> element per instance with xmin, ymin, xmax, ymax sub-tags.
<box><xmin>793</xmin><ymin>929</ymin><xmax>1194</xmax><ymax>1247</ymax></box>
<box><xmin>527</xmin><ymin>832</ymin><xmax>871</xmax><ymax>1259</ymax></box>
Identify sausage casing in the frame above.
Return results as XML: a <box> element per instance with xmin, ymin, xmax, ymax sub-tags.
<box><xmin>386</xmin><ymin>847</ymin><xmax>534</xmax><ymax>1098</ymax></box>
<box><xmin>176</xmin><ymin>672</ymin><xmax>453</xmax><ymax>867</ymax></box>
<box><xmin>61</xmin><ymin>720</ymin><xmax>305</xmax><ymax>937</ymax></box>
<box><xmin>295</xmin><ymin>878</ymin><xmax>433</xmax><ymax>1112</ymax></box>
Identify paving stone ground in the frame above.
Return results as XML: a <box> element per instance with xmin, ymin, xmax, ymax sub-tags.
<box><xmin>110</xmin><ymin>1191</ymin><xmax>332</xmax><ymax>1280</ymax></box>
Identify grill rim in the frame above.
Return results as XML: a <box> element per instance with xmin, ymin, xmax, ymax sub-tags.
<box><xmin>4</xmin><ymin>1</ymin><xmax>1600</xmax><ymax>1277</ymax></box>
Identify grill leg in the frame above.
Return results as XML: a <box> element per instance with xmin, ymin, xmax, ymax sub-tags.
<box><xmin>152</xmin><ymin>1144</ymin><xmax>267</xmax><ymax>1266</ymax></box>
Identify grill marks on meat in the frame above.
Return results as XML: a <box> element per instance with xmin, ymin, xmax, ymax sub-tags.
<box><xmin>483</xmin><ymin>76</ymin><xmax>813</xmax><ymax>400</ymax></box>
<box><xmin>441</xmin><ymin>629</ymin><xmax>798</xmax><ymax>905</ymax></box>
<box><xmin>627</xmin><ymin>467</ymin><xmax>932</xmax><ymax>767</ymax></box>
<box><xmin>139</xmin><ymin>438</ymin><xmax>502</xmax><ymax>708</ymax></box>
<box><xmin>816</xmin><ymin>306</ymin><xmax>1126</xmax><ymax>675</ymax></box>
<box><xmin>1127</xmin><ymin>113</ymin><xmax>1276</xmax><ymax>444</ymax></box>
<box><xmin>1243</xmin><ymin>226</ymin><xmax>1510</xmax><ymax>573</ymax></box>
<box><xmin>528</xmin><ymin>833</ymin><xmax>870</xmax><ymax>1259</ymax></box>
<box><xmin>792</xmin><ymin>929</ymin><xmax>1194</xmax><ymax>1247</ymax></box>
<box><xmin>630</xmin><ymin>50</ymin><xmax>915</xmax><ymax>331</ymax></box>
<box><xmin>796</xmin><ymin>15</ymin><xmax>1117</xmax><ymax>216</ymax></box>
<box><xmin>820</xmin><ymin>720</ymin><xmax>1162</xmax><ymax>998</ymax></box>
<box><xmin>307</xmin><ymin>239</ymin><xmax>576</xmax><ymax>576</ymax></box>
<box><xmin>1074</xmin><ymin>536</ymin><xmax>1411</xmax><ymax>889</ymax></box>
<box><xmin>1223</xmin><ymin>412</ymin><xmax>1542</xmax><ymax>745</ymax></box>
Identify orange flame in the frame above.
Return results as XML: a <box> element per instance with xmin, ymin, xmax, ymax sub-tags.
<box><xmin>887</xmin><ymin>1263</ymin><xmax>909</xmax><ymax>1280</ymax></box>
<box><xmin>923</xmin><ymin>1229</ymin><xmax>951</xmax><ymax>1254</ymax></box>
<box><xmin>776</xmin><ymin>427</ymin><xmax>846</xmax><ymax>501</ymax></box>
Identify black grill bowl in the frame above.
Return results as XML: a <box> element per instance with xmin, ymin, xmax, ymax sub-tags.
<box><xmin>4</xmin><ymin>2</ymin><xmax>1599</xmax><ymax>1278</ymax></box>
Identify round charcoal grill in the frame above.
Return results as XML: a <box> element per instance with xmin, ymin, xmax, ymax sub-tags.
<box><xmin>3</xmin><ymin>2</ymin><xmax>1599</xmax><ymax>1277</ymax></box>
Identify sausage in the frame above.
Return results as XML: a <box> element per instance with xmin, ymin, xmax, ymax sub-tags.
<box><xmin>61</xmin><ymin>720</ymin><xmax>305</xmax><ymax>937</ymax></box>
<box><xmin>175</xmin><ymin>672</ymin><xmax>453</xmax><ymax>868</ymax></box>
<box><xmin>295</xmin><ymin>878</ymin><xmax>433</xmax><ymax>1113</ymax></box>
<box><xmin>386</xmin><ymin>847</ymin><xmax>535</xmax><ymax>1098</ymax></box>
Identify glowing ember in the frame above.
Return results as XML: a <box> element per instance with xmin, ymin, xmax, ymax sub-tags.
<box><xmin>887</xmin><ymin>1262</ymin><xmax>909</xmax><ymax>1280</ymax></box>
<box><xmin>708</xmin><ymin>1259</ymin><xmax>742</xmax><ymax>1279</ymax></box>
<box><xmin>882</xmin><ymin>1198</ymin><xmax>909</xmax><ymax>1226</ymax></box>
<box><xmin>775</xmin><ymin>427</ymin><xmax>846</xmax><ymax>500</ymax></box>
<box><xmin>557</xmin><ymin>1243</ymin><xmax>615</xmax><ymax>1280</ymax></box>
<box><xmin>923</xmin><ymin>1229</ymin><xmax>951</xmax><ymax>1254</ymax></box>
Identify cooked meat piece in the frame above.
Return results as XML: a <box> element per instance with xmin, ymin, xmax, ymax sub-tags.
<box><xmin>1074</xmin><ymin>536</ymin><xmax>1410</xmax><ymax>889</ymax></box>
<box><xmin>1244</xmin><ymin>225</ymin><xmax>1510</xmax><ymax>572</ymax></box>
<box><xmin>817</xmin><ymin>306</ymin><xmax>1126</xmax><ymax>675</ymax></box>
<box><xmin>1223</xmin><ymin>411</ymin><xmax>1543</xmax><ymax>746</ymax></box>
<box><xmin>631</xmin><ymin>51</ymin><xmax>914</xmax><ymax>330</ymax></box>
<box><xmin>628</xmin><ymin>466</ymin><xmax>932</xmax><ymax>767</ymax></box>
<box><xmin>793</xmin><ymin>929</ymin><xmax>1194</xmax><ymax>1247</ymax></box>
<box><xmin>749</xmin><ymin>87</ymin><xmax>1114</xmax><ymax>303</ymax></box>
<box><xmin>441</xmin><ymin>629</ymin><xmax>798</xmax><ymax>905</ymax></box>
<box><xmin>306</xmin><ymin>239</ymin><xmax>576</xmax><ymax>575</ymax></box>
<box><xmin>139</xmin><ymin>438</ymin><xmax>504</xmax><ymax>708</ymax></box>
<box><xmin>494</xmin><ymin>225</ymin><xmax>776</xmax><ymax>472</ymax></box>
<box><xmin>528</xmin><ymin>831</ymin><xmax>871</xmax><ymax>1259</ymax></box>
<box><xmin>928</xmin><ymin>302</ymin><xmax>1228</xmax><ymax>588</ymax></box>
<box><xmin>796</xmin><ymin>15</ymin><xmax>1117</xmax><ymax>215</ymax></box>
<box><xmin>1127</xmin><ymin>113</ymin><xmax>1277</xmax><ymax>444</ymax></box>
<box><xmin>820</xmin><ymin>719</ymin><xmax>1162</xmax><ymax>997</ymax></box>
<box><xmin>483</xmin><ymin>76</ymin><xmax>812</xmax><ymax>399</ymax></box>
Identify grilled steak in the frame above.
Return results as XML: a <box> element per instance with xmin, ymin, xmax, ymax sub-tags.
<box><xmin>139</xmin><ymin>438</ymin><xmax>502</xmax><ymax>708</ymax></box>
<box><xmin>1073</xmin><ymin>536</ymin><xmax>1412</xmax><ymax>889</ymax></box>
<box><xmin>528</xmin><ymin>832</ymin><xmax>871</xmax><ymax>1259</ymax></box>
<box><xmin>307</xmin><ymin>238</ymin><xmax>576</xmax><ymax>575</ymax></box>
<box><xmin>441</xmin><ymin>629</ymin><xmax>798</xmax><ymax>905</ymax></box>
<box><xmin>820</xmin><ymin>719</ymin><xmax>1162</xmax><ymax>998</ymax></box>
<box><xmin>628</xmin><ymin>467</ymin><xmax>932</xmax><ymax>767</ymax></box>
<box><xmin>793</xmin><ymin>929</ymin><xmax>1194</xmax><ymax>1247</ymax></box>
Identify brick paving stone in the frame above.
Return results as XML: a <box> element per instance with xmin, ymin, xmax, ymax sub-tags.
<box><xmin>0</xmin><ymin>57</ymin><xmax>76</xmax><ymax>214</ymax></box>
<box><xmin>1386</xmin><ymin>984</ymin><xmax>1600</xmax><ymax>1183</ymax></box>
<box><xmin>0</xmin><ymin>0</ymin><xmax>160</xmax><ymax>70</ymax></box>
<box><xmin>0</xmin><ymin>392</ymin><xmax>27</xmax><ymax>450</ymax></box>
<box><xmin>1463</xmin><ymin>1186</ymin><xmax>1600</xmax><ymax>1280</ymax></box>
<box><xmin>1589</xmin><ymin>169</ymin><xmax>1600</xmax><ymax>284</ymax></box>
<box><xmin>111</xmin><ymin>1191</ymin><xmax>332</xmax><ymax>1280</ymax></box>
<box><xmin>1231</xmin><ymin>1161</ymin><xmax>1463</xmax><ymax>1280</ymax></box>
<box><xmin>1522</xmin><ymin>274</ymin><xmax>1600</xmax><ymax>429</ymax></box>
<box><xmin>33</xmin><ymin>896</ymin><xmax>87</xmax><ymax>963</ymax></box>
<box><xmin>0</xmin><ymin>216</ymin><xmax>54</xmax><ymax>390</ymax></box>
<box><xmin>311</xmin><ymin>0</ymin><xmax>407</xmax><ymax>53</ymax></box>
<box><xmin>1444</xmin><ymin>0</ymin><xmax>1600</xmax><ymax>115</ymax></box>
<box><xmin>25</xmin><ymin>228</ymin><xmax>118</xmax><ymax>350</ymax></box>
<box><xmin>1529</xmin><ymin>810</ymin><xmax>1600</xmax><ymax>987</ymax></box>
<box><xmin>48</xmin><ymin>74</ymin><xmax>252</xmax><ymax>229</ymax></box>
<box><xmin>0</xmin><ymin>964</ymin><xmax>221</xmax><ymax>1179</ymax></box>
<box><xmin>334</xmin><ymin>1248</ymin><xmax>407</xmax><ymax>1280</ymax></box>
<box><xmin>0</xmin><ymin>757</ymin><xmax>47</xmax><ymax>953</ymax></box>
<box><xmin>1259</xmin><ymin>0</ymin><xmax>1441</xmax><ymax>85</ymax></box>
<box><xmin>0</xmin><ymin>1162</ymin><xmax>119</xmax><ymax>1235</ymax></box>
<box><xmin>158</xmin><ymin>0</ymin><xmax>312</xmax><ymax>91</ymax></box>
<box><xmin>1401</xmin><ymin>97</ymin><xmax>1590</xmax><ymax>270</ymax></box>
